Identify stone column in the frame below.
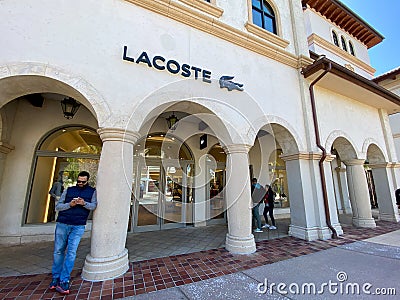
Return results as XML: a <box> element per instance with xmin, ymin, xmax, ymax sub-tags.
<box><xmin>282</xmin><ymin>153</ymin><xmax>341</xmax><ymax>240</ymax></box>
<box><xmin>335</xmin><ymin>164</ymin><xmax>352</xmax><ymax>214</ymax></box>
<box><xmin>223</xmin><ymin>144</ymin><xmax>255</xmax><ymax>254</ymax></box>
<box><xmin>370</xmin><ymin>163</ymin><xmax>400</xmax><ymax>222</ymax></box>
<box><xmin>82</xmin><ymin>128</ymin><xmax>140</xmax><ymax>281</ymax></box>
<box><xmin>344</xmin><ymin>159</ymin><xmax>376</xmax><ymax>227</ymax></box>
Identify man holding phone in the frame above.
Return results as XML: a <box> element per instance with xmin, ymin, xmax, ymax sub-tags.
<box><xmin>49</xmin><ymin>171</ymin><xmax>97</xmax><ymax>295</ymax></box>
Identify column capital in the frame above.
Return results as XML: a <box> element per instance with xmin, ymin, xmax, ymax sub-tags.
<box><xmin>222</xmin><ymin>144</ymin><xmax>251</xmax><ymax>154</ymax></box>
<box><xmin>280</xmin><ymin>152</ymin><xmax>323</xmax><ymax>161</ymax></box>
<box><xmin>343</xmin><ymin>159</ymin><xmax>365</xmax><ymax>166</ymax></box>
<box><xmin>335</xmin><ymin>166</ymin><xmax>346</xmax><ymax>173</ymax></box>
<box><xmin>0</xmin><ymin>141</ymin><xmax>15</xmax><ymax>154</ymax></box>
<box><xmin>97</xmin><ymin>128</ymin><xmax>140</xmax><ymax>145</ymax></box>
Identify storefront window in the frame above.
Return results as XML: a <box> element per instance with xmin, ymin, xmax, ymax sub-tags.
<box><xmin>25</xmin><ymin>127</ymin><xmax>101</xmax><ymax>224</ymax></box>
<box><xmin>268</xmin><ymin>149</ymin><xmax>289</xmax><ymax>208</ymax></box>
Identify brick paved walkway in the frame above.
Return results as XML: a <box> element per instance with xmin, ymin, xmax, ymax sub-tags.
<box><xmin>1</xmin><ymin>220</ymin><xmax>399</xmax><ymax>299</ymax></box>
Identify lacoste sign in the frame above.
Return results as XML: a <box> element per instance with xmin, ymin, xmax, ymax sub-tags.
<box><xmin>122</xmin><ymin>46</ymin><xmax>243</xmax><ymax>91</ymax></box>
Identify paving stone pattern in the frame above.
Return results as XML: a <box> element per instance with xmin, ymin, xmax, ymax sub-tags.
<box><xmin>0</xmin><ymin>220</ymin><xmax>399</xmax><ymax>299</ymax></box>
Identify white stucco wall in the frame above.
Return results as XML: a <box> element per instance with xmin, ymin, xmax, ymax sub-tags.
<box><xmin>315</xmin><ymin>86</ymin><xmax>387</xmax><ymax>157</ymax></box>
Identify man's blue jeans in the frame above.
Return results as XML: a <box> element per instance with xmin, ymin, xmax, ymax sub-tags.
<box><xmin>252</xmin><ymin>203</ymin><xmax>262</xmax><ymax>229</ymax></box>
<box><xmin>52</xmin><ymin>222</ymin><xmax>85</xmax><ymax>282</ymax></box>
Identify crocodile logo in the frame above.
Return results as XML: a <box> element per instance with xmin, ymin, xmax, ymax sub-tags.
<box><xmin>219</xmin><ymin>75</ymin><xmax>244</xmax><ymax>91</ymax></box>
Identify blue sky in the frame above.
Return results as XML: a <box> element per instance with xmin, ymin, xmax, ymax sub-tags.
<box><xmin>339</xmin><ymin>0</ymin><xmax>399</xmax><ymax>76</ymax></box>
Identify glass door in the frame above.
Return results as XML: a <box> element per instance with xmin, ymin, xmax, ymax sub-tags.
<box><xmin>207</xmin><ymin>161</ymin><xmax>226</xmax><ymax>224</ymax></box>
<box><xmin>162</xmin><ymin>163</ymin><xmax>184</xmax><ymax>229</ymax></box>
<box><xmin>132</xmin><ymin>160</ymin><xmax>192</xmax><ymax>232</ymax></box>
<box><xmin>135</xmin><ymin>164</ymin><xmax>161</xmax><ymax>231</ymax></box>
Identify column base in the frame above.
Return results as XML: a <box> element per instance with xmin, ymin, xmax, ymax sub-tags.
<box><xmin>289</xmin><ymin>225</ymin><xmax>319</xmax><ymax>241</ymax></box>
<box><xmin>225</xmin><ymin>233</ymin><xmax>256</xmax><ymax>254</ymax></box>
<box><xmin>352</xmin><ymin>217</ymin><xmax>376</xmax><ymax>228</ymax></box>
<box><xmin>289</xmin><ymin>225</ymin><xmax>342</xmax><ymax>241</ymax></box>
<box><xmin>343</xmin><ymin>207</ymin><xmax>353</xmax><ymax>214</ymax></box>
<box><xmin>332</xmin><ymin>223</ymin><xmax>344</xmax><ymax>236</ymax></box>
<box><xmin>81</xmin><ymin>248</ymin><xmax>129</xmax><ymax>281</ymax></box>
<box><xmin>379</xmin><ymin>212</ymin><xmax>400</xmax><ymax>222</ymax></box>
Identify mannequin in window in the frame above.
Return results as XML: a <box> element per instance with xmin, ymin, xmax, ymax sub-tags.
<box><xmin>48</xmin><ymin>171</ymin><xmax>65</xmax><ymax>222</ymax></box>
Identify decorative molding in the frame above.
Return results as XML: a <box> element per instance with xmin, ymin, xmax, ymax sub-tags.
<box><xmin>0</xmin><ymin>62</ymin><xmax>111</xmax><ymax>126</ymax></box>
<box><xmin>179</xmin><ymin>0</ymin><xmax>223</xmax><ymax>18</ymax></box>
<box><xmin>97</xmin><ymin>128</ymin><xmax>140</xmax><ymax>144</ymax></box>
<box><xmin>307</xmin><ymin>33</ymin><xmax>376</xmax><ymax>75</ymax></box>
<box><xmin>297</xmin><ymin>54</ymin><xmax>314</xmax><ymax>68</ymax></box>
<box><xmin>344</xmin><ymin>63</ymin><xmax>354</xmax><ymax>72</ymax></box>
<box><xmin>0</xmin><ymin>141</ymin><xmax>15</xmax><ymax>154</ymax></box>
<box><xmin>222</xmin><ymin>144</ymin><xmax>252</xmax><ymax>154</ymax></box>
<box><xmin>124</xmin><ymin>0</ymin><xmax>300</xmax><ymax>68</ymax></box>
<box><xmin>280</xmin><ymin>152</ymin><xmax>323</xmax><ymax>161</ymax></box>
<box><xmin>343</xmin><ymin>158</ymin><xmax>365</xmax><ymax>166</ymax></box>
<box><xmin>369</xmin><ymin>162</ymin><xmax>400</xmax><ymax>169</ymax></box>
<box><xmin>324</xmin><ymin>154</ymin><xmax>336</xmax><ymax>162</ymax></box>
<box><xmin>244</xmin><ymin>22</ymin><xmax>290</xmax><ymax>49</ymax></box>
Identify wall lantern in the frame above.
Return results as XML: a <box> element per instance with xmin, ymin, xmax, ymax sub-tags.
<box><xmin>61</xmin><ymin>97</ymin><xmax>81</xmax><ymax>119</ymax></box>
<box><xmin>166</xmin><ymin>112</ymin><xmax>179</xmax><ymax>130</ymax></box>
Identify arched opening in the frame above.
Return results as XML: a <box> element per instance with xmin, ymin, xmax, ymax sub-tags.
<box><xmin>0</xmin><ymin>71</ymin><xmax>102</xmax><ymax>243</ymax></box>
<box><xmin>249</xmin><ymin>123</ymin><xmax>299</xmax><ymax>236</ymax></box>
<box><xmin>25</xmin><ymin>126</ymin><xmax>102</xmax><ymax>224</ymax></box>
<box><xmin>330</xmin><ymin>136</ymin><xmax>376</xmax><ymax>227</ymax></box>
<box><xmin>365</xmin><ymin>143</ymin><xmax>399</xmax><ymax>222</ymax></box>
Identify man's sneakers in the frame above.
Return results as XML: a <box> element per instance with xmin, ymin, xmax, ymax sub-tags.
<box><xmin>48</xmin><ymin>278</ymin><xmax>59</xmax><ymax>290</ymax></box>
<box><xmin>269</xmin><ymin>225</ymin><xmax>277</xmax><ymax>230</ymax></box>
<box><xmin>262</xmin><ymin>224</ymin><xmax>270</xmax><ymax>228</ymax></box>
<box><xmin>253</xmin><ymin>228</ymin><xmax>263</xmax><ymax>233</ymax></box>
<box><xmin>56</xmin><ymin>281</ymin><xmax>70</xmax><ymax>295</ymax></box>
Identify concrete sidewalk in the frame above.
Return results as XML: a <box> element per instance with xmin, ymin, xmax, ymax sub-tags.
<box><xmin>128</xmin><ymin>230</ymin><xmax>400</xmax><ymax>299</ymax></box>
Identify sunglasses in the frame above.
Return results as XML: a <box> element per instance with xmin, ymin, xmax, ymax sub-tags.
<box><xmin>77</xmin><ymin>180</ymin><xmax>87</xmax><ymax>184</ymax></box>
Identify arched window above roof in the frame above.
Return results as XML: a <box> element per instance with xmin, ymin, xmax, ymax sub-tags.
<box><xmin>348</xmin><ymin>41</ymin><xmax>355</xmax><ymax>56</ymax></box>
<box><xmin>252</xmin><ymin>0</ymin><xmax>277</xmax><ymax>34</ymax></box>
<box><xmin>341</xmin><ymin>36</ymin><xmax>348</xmax><ymax>52</ymax></box>
<box><xmin>332</xmin><ymin>30</ymin><xmax>339</xmax><ymax>47</ymax></box>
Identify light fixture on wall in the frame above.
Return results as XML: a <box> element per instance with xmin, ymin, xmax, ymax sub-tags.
<box><xmin>166</xmin><ymin>112</ymin><xmax>179</xmax><ymax>130</ymax></box>
<box><xmin>61</xmin><ymin>97</ymin><xmax>81</xmax><ymax>119</ymax></box>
